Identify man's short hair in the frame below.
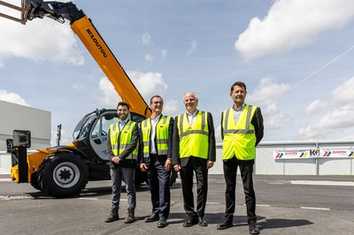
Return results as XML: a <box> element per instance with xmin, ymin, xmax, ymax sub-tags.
<box><xmin>117</xmin><ymin>101</ymin><xmax>130</xmax><ymax>110</ymax></box>
<box><xmin>150</xmin><ymin>95</ymin><xmax>163</xmax><ymax>104</ymax></box>
<box><xmin>183</xmin><ymin>92</ymin><xmax>198</xmax><ymax>101</ymax></box>
<box><xmin>230</xmin><ymin>81</ymin><xmax>247</xmax><ymax>93</ymax></box>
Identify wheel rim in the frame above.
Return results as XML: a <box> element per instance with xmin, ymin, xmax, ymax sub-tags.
<box><xmin>53</xmin><ymin>162</ymin><xmax>80</xmax><ymax>188</ymax></box>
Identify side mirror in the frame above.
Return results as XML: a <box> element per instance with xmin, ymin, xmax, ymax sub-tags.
<box><xmin>13</xmin><ymin>130</ymin><xmax>31</xmax><ymax>148</ymax></box>
<box><xmin>6</xmin><ymin>139</ymin><xmax>13</xmax><ymax>153</ymax></box>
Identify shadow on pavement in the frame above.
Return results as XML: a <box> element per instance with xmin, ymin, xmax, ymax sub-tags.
<box><xmin>27</xmin><ymin>184</ymin><xmax>152</xmax><ymax>199</ymax></box>
<box><xmin>258</xmin><ymin>218</ymin><xmax>313</xmax><ymax>230</ymax></box>
<box><xmin>168</xmin><ymin>213</ymin><xmax>265</xmax><ymax>225</ymax></box>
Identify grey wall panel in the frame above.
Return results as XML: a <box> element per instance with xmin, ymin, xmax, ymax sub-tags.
<box><xmin>319</xmin><ymin>159</ymin><xmax>352</xmax><ymax>175</ymax></box>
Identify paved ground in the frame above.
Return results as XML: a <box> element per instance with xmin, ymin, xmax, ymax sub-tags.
<box><xmin>0</xmin><ymin>175</ymin><xmax>353</xmax><ymax>235</ymax></box>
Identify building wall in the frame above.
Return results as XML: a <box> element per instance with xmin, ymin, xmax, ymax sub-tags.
<box><xmin>0</xmin><ymin>100</ymin><xmax>51</xmax><ymax>174</ymax></box>
<box><xmin>210</xmin><ymin>141</ymin><xmax>354</xmax><ymax>176</ymax></box>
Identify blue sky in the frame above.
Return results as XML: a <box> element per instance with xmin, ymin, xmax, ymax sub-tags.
<box><xmin>1</xmin><ymin>0</ymin><xmax>354</xmax><ymax>143</ymax></box>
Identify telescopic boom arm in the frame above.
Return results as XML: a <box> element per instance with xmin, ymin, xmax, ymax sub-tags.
<box><xmin>0</xmin><ymin>0</ymin><xmax>151</xmax><ymax>117</ymax></box>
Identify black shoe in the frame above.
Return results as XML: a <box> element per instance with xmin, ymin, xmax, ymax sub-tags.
<box><xmin>124</xmin><ymin>209</ymin><xmax>135</xmax><ymax>224</ymax></box>
<box><xmin>145</xmin><ymin>213</ymin><xmax>159</xmax><ymax>223</ymax></box>
<box><xmin>157</xmin><ymin>217</ymin><xmax>168</xmax><ymax>228</ymax></box>
<box><xmin>183</xmin><ymin>216</ymin><xmax>198</xmax><ymax>227</ymax></box>
<box><xmin>217</xmin><ymin>220</ymin><xmax>233</xmax><ymax>230</ymax></box>
<box><xmin>249</xmin><ymin>224</ymin><xmax>260</xmax><ymax>235</ymax></box>
<box><xmin>105</xmin><ymin>214</ymin><xmax>119</xmax><ymax>223</ymax></box>
<box><xmin>198</xmin><ymin>217</ymin><xmax>208</xmax><ymax>227</ymax></box>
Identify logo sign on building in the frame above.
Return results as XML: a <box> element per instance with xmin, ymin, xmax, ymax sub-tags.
<box><xmin>274</xmin><ymin>147</ymin><xmax>353</xmax><ymax>160</ymax></box>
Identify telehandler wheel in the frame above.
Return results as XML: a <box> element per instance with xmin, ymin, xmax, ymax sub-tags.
<box><xmin>39</xmin><ymin>153</ymin><xmax>88</xmax><ymax>197</ymax></box>
<box><xmin>30</xmin><ymin>172</ymin><xmax>42</xmax><ymax>191</ymax></box>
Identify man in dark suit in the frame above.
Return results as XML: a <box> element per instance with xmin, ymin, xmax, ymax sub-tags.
<box><xmin>172</xmin><ymin>92</ymin><xmax>216</xmax><ymax>227</ymax></box>
<box><xmin>217</xmin><ymin>81</ymin><xmax>264</xmax><ymax>235</ymax></box>
<box><xmin>139</xmin><ymin>95</ymin><xmax>174</xmax><ymax>228</ymax></box>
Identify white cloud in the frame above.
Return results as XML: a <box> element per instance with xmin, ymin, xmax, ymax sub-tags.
<box><xmin>333</xmin><ymin>77</ymin><xmax>354</xmax><ymax>104</ymax></box>
<box><xmin>235</xmin><ymin>0</ymin><xmax>354</xmax><ymax>60</ymax></box>
<box><xmin>186</xmin><ymin>40</ymin><xmax>197</xmax><ymax>56</ymax></box>
<box><xmin>142</xmin><ymin>32</ymin><xmax>152</xmax><ymax>46</ymax></box>
<box><xmin>144</xmin><ymin>54</ymin><xmax>153</xmax><ymax>62</ymax></box>
<box><xmin>305</xmin><ymin>99</ymin><xmax>327</xmax><ymax>114</ymax></box>
<box><xmin>128</xmin><ymin>71</ymin><xmax>168</xmax><ymax>100</ymax></box>
<box><xmin>0</xmin><ymin>17</ymin><xmax>84</xmax><ymax>65</ymax></box>
<box><xmin>98</xmin><ymin>78</ymin><xmax>121</xmax><ymax>108</ymax></box>
<box><xmin>0</xmin><ymin>90</ymin><xmax>29</xmax><ymax>106</ymax></box>
<box><xmin>299</xmin><ymin>76</ymin><xmax>354</xmax><ymax>139</ymax></box>
<box><xmin>163</xmin><ymin>99</ymin><xmax>179</xmax><ymax>115</ymax></box>
<box><xmin>248</xmin><ymin>78</ymin><xmax>290</xmax><ymax>105</ymax></box>
<box><xmin>248</xmin><ymin>78</ymin><xmax>291</xmax><ymax>129</ymax></box>
<box><xmin>97</xmin><ymin>71</ymin><xmax>169</xmax><ymax>108</ymax></box>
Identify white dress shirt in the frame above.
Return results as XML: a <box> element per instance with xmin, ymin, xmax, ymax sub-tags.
<box><xmin>118</xmin><ymin>117</ymin><xmax>129</xmax><ymax>130</ymax></box>
<box><xmin>150</xmin><ymin>114</ymin><xmax>161</xmax><ymax>154</ymax></box>
<box><xmin>186</xmin><ymin>110</ymin><xmax>198</xmax><ymax>125</ymax></box>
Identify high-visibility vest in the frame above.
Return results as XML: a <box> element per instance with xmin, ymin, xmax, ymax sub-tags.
<box><xmin>178</xmin><ymin>111</ymin><xmax>209</xmax><ymax>159</ymax></box>
<box><xmin>109</xmin><ymin>120</ymin><xmax>138</xmax><ymax>159</ymax></box>
<box><xmin>222</xmin><ymin>104</ymin><xmax>257</xmax><ymax>160</ymax></box>
<box><xmin>141</xmin><ymin>115</ymin><xmax>172</xmax><ymax>157</ymax></box>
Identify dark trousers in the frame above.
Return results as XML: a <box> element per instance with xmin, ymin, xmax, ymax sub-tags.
<box><xmin>223</xmin><ymin>157</ymin><xmax>256</xmax><ymax>224</ymax></box>
<box><xmin>149</xmin><ymin>154</ymin><xmax>171</xmax><ymax>219</ymax></box>
<box><xmin>180</xmin><ymin>157</ymin><xmax>208</xmax><ymax>218</ymax></box>
<box><xmin>111</xmin><ymin>166</ymin><xmax>136</xmax><ymax>211</ymax></box>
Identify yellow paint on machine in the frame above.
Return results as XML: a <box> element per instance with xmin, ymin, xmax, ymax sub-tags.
<box><xmin>11</xmin><ymin>143</ymin><xmax>78</xmax><ymax>183</ymax></box>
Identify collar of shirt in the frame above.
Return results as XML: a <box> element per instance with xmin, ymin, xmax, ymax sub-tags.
<box><xmin>118</xmin><ymin>117</ymin><xmax>129</xmax><ymax>129</ymax></box>
<box><xmin>151</xmin><ymin>113</ymin><xmax>162</xmax><ymax>124</ymax></box>
<box><xmin>186</xmin><ymin>109</ymin><xmax>198</xmax><ymax>117</ymax></box>
<box><xmin>232</xmin><ymin>103</ymin><xmax>245</xmax><ymax>112</ymax></box>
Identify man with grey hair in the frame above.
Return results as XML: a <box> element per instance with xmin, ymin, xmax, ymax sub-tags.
<box><xmin>172</xmin><ymin>92</ymin><xmax>216</xmax><ymax>227</ymax></box>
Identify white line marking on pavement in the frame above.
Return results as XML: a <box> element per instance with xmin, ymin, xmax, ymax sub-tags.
<box><xmin>207</xmin><ymin>201</ymin><xmax>221</xmax><ymax>205</ymax></box>
<box><xmin>256</xmin><ymin>204</ymin><xmax>271</xmax><ymax>207</ymax></box>
<box><xmin>0</xmin><ymin>195</ymin><xmax>32</xmax><ymax>201</ymax></box>
<box><xmin>78</xmin><ymin>197</ymin><xmax>98</xmax><ymax>201</ymax></box>
<box><xmin>291</xmin><ymin>180</ymin><xmax>354</xmax><ymax>187</ymax></box>
<box><xmin>0</xmin><ymin>178</ymin><xmax>11</xmax><ymax>182</ymax></box>
<box><xmin>300</xmin><ymin>206</ymin><xmax>330</xmax><ymax>211</ymax></box>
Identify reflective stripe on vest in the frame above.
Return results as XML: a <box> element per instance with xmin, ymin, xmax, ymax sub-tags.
<box><xmin>222</xmin><ymin>105</ymin><xmax>257</xmax><ymax>160</ymax></box>
<box><xmin>141</xmin><ymin>115</ymin><xmax>171</xmax><ymax>157</ymax></box>
<box><xmin>109</xmin><ymin>120</ymin><xmax>138</xmax><ymax>159</ymax></box>
<box><xmin>178</xmin><ymin>111</ymin><xmax>209</xmax><ymax>159</ymax></box>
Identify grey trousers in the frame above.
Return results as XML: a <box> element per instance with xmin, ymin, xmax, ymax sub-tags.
<box><xmin>111</xmin><ymin>167</ymin><xmax>136</xmax><ymax>210</ymax></box>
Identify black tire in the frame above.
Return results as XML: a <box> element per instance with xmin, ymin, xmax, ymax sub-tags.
<box><xmin>38</xmin><ymin>153</ymin><xmax>88</xmax><ymax>197</ymax></box>
<box><xmin>30</xmin><ymin>172</ymin><xmax>41</xmax><ymax>191</ymax></box>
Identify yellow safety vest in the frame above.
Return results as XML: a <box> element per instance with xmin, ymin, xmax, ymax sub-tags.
<box><xmin>178</xmin><ymin>111</ymin><xmax>209</xmax><ymax>159</ymax></box>
<box><xmin>222</xmin><ymin>104</ymin><xmax>257</xmax><ymax>160</ymax></box>
<box><xmin>109</xmin><ymin>120</ymin><xmax>138</xmax><ymax>160</ymax></box>
<box><xmin>141</xmin><ymin>115</ymin><xmax>172</xmax><ymax>157</ymax></box>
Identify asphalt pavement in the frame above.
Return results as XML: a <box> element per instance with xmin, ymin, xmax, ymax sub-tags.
<box><xmin>0</xmin><ymin>175</ymin><xmax>353</xmax><ymax>235</ymax></box>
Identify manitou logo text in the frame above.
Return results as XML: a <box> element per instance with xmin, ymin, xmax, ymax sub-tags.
<box><xmin>86</xmin><ymin>29</ymin><xmax>108</xmax><ymax>58</ymax></box>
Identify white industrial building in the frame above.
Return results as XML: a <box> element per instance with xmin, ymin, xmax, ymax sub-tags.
<box><xmin>0</xmin><ymin>100</ymin><xmax>51</xmax><ymax>174</ymax></box>
<box><xmin>1</xmin><ymin>99</ymin><xmax>353</xmax><ymax>176</ymax></box>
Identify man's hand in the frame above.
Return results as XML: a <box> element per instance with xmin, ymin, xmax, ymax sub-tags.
<box><xmin>174</xmin><ymin>164</ymin><xmax>181</xmax><ymax>172</ymax></box>
<box><xmin>112</xmin><ymin>156</ymin><xmax>120</xmax><ymax>164</ymax></box>
<box><xmin>164</xmin><ymin>158</ymin><xmax>172</xmax><ymax>171</ymax></box>
<box><xmin>207</xmin><ymin>160</ymin><xmax>214</xmax><ymax>169</ymax></box>
<box><xmin>140</xmin><ymin>163</ymin><xmax>149</xmax><ymax>172</ymax></box>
